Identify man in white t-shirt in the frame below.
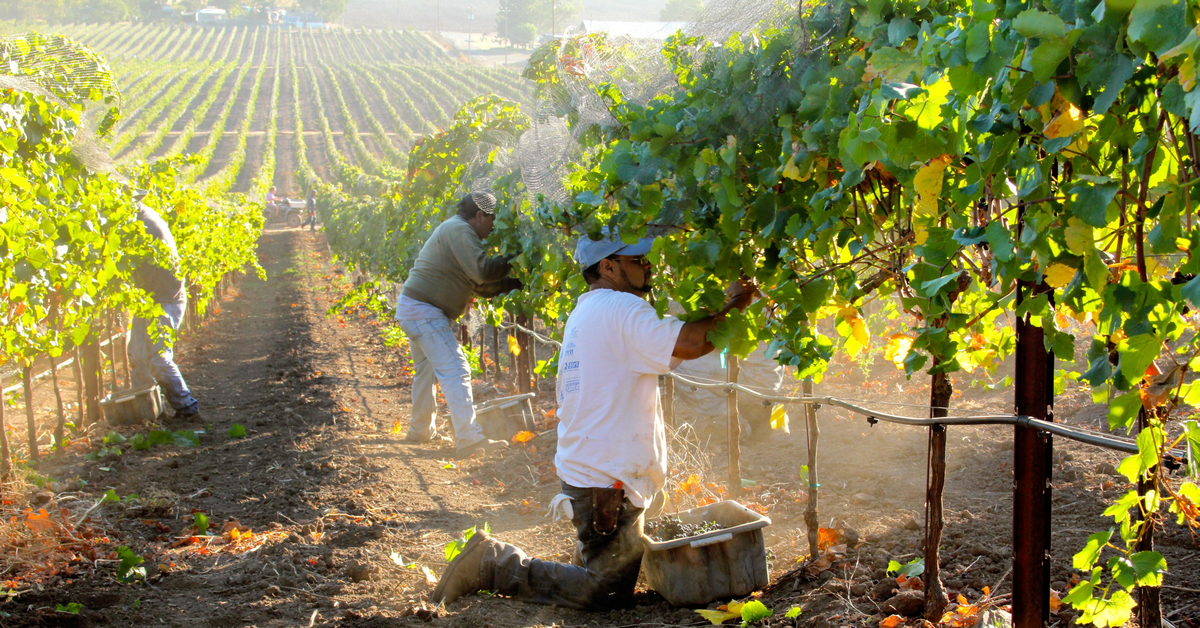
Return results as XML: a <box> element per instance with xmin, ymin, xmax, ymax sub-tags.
<box><xmin>431</xmin><ymin>230</ymin><xmax>755</xmax><ymax>609</ymax></box>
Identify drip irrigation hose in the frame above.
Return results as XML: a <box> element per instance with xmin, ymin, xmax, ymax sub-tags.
<box><xmin>499</xmin><ymin>321</ymin><xmax>1150</xmax><ymax>455</ymax></box>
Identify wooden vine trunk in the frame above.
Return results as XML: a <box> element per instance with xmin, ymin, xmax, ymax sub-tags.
<box><xmin>1136</xmin><ymin>407</ymin><xmax>1162</xmax><ymax>628</ymax></box>
<box><xmin>923</xmin><ymin>368</ymin><xmax>952</xmax><ymax>621</ymax></box>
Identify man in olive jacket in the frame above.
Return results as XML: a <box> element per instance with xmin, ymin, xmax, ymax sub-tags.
<box><xmin>396</xmin><ymin>192</ymin><xmax>521</xmax><ymax>458</ymax></box>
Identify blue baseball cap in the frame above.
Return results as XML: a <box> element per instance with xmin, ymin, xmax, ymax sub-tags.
<box><xmin>574</xmin><ymin>227</ymin><xmax>655</xmax><ymax>269</ymax></box>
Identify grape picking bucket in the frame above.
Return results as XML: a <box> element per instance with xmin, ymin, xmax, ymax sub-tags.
<box><xmin>641</xmin><ymin>500</ymin><xmax>771</xmax><ymax>606</ymax></box>
<box><xmin>473</xmin><ymin>393</ymin><xmax>536</xmax><ymax>441</ymax></box>
<box><xmin>101</xmin><ymin>383</ymin><xmax>164</xmax><ymax>426</ymax></box>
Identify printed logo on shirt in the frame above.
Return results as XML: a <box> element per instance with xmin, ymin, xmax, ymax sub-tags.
<box><xmin>563</xmin><ymin>341</ymin><xmax>575</xmax><ymax>358</ymax></box>
<box><xmin>563</xmin><ymin>360</ymin><xmax>579</xmax><ymax>371</ymax></box>
<box><xmin>563</xmin><ymin>378</ymin><xmax>580</xmax><ymax>394</ymax></box>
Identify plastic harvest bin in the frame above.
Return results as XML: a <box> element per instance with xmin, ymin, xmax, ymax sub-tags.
<box><xmin>473</xmin><ymin>393</ymin><xmax>536</xmax><ymax>441</ymax></box>
<box><xmin>101</xmin><ymin>383</ymin><xmax>164</xmax><ymax>426</ymax></box>
<box><xmin>641</xmin><ymin>500</ymin><xmax>771</xmax><ymax>606</ymax></box>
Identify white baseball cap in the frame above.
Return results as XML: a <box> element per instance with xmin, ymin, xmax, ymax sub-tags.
<box><xmin>574</xmin><ymin>227</ymin><xmax>655</xmax><ymax>269</ymax></box>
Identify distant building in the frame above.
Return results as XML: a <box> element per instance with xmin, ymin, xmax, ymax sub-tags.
<box><xmin>285</xmin><ymin>11</ymin><xmax>328</xmax><ymax>29</ymax></box>
<box><xmin>578</xmin><ymin>20</ymin><xmax>689</xmax><ymax>41</ymax></box>
<box><xmin>195</xmin><ymin>7</ymin><xmax>228</xmax><ymax>23</ymax></box>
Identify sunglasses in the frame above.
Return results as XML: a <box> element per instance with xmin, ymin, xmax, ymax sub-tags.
<box><xmin>607</xmin><ymin>254</ymin><xmax>650</xmax><ymax>266</ymax></box>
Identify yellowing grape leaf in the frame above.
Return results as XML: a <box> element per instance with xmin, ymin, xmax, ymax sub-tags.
<box><xmin>885</xmin><ymin>334</ymin><xmax>914</xmax><ymax>369</ymax></box>
<box><xmin>1063</xmin><ymin>218</ymin><xmax>1094</xmax><ymax>255</ymax></box>
<box><xmin>1182</xmin><ymin>55</ymin><xmax>1197</xmax><ymax>91</ymax></box>
<box><xmin>1044</xmin><ymin>100</ymin><xmax>1085</xmax><ymax>138</ymax></box>
<box><xmin>912</xmin><ymin>155</ymin><xmax>952</xmax><ymax>245</ymax></box>
<box><xmin>914</xmin><ymin>156</ymin><xmax>951</xmax><ymax>217</ymax></box>
<box><xmin>512</xmin><ymin>430</ymin><xmax>536</xmax><ymax>444</ymax></box>
<box><xmin>697</xmin><ymin>601</ymin><xmax>747</xmax><ymax>625</ymax></box>
<box><xmin>392</xmin><ymin>420</ymin><xmax>405</xmax><ymax>435</ymax></box>
<box><xmin>770</xmin><ymin>404</ymin><xmax>789</xmax><ymax>432</ymax></box>
<box><xmin>880</xmin><ymin>614</ymin><xmax>906</xmax><ymax>628</ymax></box>
<box><xmin>782</xmin><ymin>156</ymin><xmax>804</xmax><ymax>181</ymax></box>
<box><xmin>422</xmin><ymin>565</ymin><xmax>438</xmax><ymax>586</ymax></box>
<box><xmin>507</xmin><ymin>335</ymin><xmax>521</xmax><ymax>356</ymax></box>
<box><xmin>1044</xmin><ymin>263</ymin><xmax>1078</xmax><ymax>289</ymax></box>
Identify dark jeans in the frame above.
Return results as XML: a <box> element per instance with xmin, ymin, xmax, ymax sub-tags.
<box><xmin>479</xmin><ymin>482</ymin><xmax>645</xmax><ymax>609</ymax></box>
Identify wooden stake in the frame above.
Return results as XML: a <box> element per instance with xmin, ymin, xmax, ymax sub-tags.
<box><xmin>50</xmin><ymin>355</ymin><xmax>65</xmax><ymax>452</ymax></box>
<box><xmin>663</xmin><ymin>375</ymin><xmax>675</xmax><ymax>429</ymax></box>
<box><xmin>82</xmin><ymin>340</ymin><xmax>102</xmax><ymax>426</ymax></box>
<box><xmin>727</xmin><ymin>354</ymin><xmax>740</xmax><ymax>498</ymax></box>
<box><xmin>803</xmin><ymin>377</ymin><xmax>820</xmax><ymax>560</ymax></box>
<box><xmin>0</xmin><ymin>379</ymin><xmax>10</xmax><ymax>480</ymax></box>
<box><xmin>516</xmin><ymin>314</ymin><xmax>533</xmax><ymax>394</ymax></box>
<box><xmin>72</xmin><ymin>347</ymin><xmax>85</xmax><ymax>428</ymax></box>
<box><xmin>22</xmin><ymin>366</ymin><xmax>38</xmax><ymax>462</ymax></box>
<box><xmin>478</xmin><ymin>324</ymin><xmax>488</xmax><ymax>378</ymax></box>
<box><xmin>118</xmin><ymin>313</ymin><xmax>131</xmax><ymax>387</ymax></box>
<box><xmin>106</xmin><ymin>315</ymin><xmax>119</xmax><ymax>393</ymax></box>
<box><xmin>491</xmin><ymin>324</ymin><xmax>501</xmax><ymax>381</ymax></box>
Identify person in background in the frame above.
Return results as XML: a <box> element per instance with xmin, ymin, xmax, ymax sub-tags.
<box><xmin>128</xmin><ymin>191</ymin><xmax>201</xmax><ymax>419</ymax></box>
<box><xmin>265</xmin><ymin>186</ymin><xmax>278</xmax><ymax>221</ymax></box>
<box><xmin>396</xmin><ymin>191</ymin><xmax>522</xmax><ymax>458</ymax></box>
<box><xmin>430</xmin><ymin>229</ymin><xmax>756</xmax><ymax>609</ymax></box>
<box><xmin>302</xmin><ymin>189</ymin><xmax>318</xmax><ymax>231</ymax></box>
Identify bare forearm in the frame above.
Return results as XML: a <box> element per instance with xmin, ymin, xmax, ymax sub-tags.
<box><xmin>673</xmin><ymin>317</ymin><xmax>718</xmax><ymax>360</ymax></box>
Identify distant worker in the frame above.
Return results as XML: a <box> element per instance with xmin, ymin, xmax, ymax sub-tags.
<box><xmin>431</xmin><ymin>230</ymin><xmax>756</xmax><ymax>609</ymax></box>
<box><xmin>128</xmin><ymin>193</ymin><xmax>201</xmax><ymax>419</ymax></box>
<box><xmin>395</xmin><ymin>191</ymin><xmax>522</xmax><ymax>458</ymax></box>
<box><xmin>302</xmin><ymin>190</ymin><xmax>318</xmax><ymax>231</ymax></box>
<box><xmin>266</xmin><ymin>186</ymin><xmax>278</xmax><ymax>221</ymax></box>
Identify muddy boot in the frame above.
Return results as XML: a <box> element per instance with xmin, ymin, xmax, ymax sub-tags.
<box><xmin>430</xmin><ymin>531</ymin><xmax>491</xmax><ymax>606</ymax></box>
<box><xmin>455</xmin><ymin>438</ymin><xmax>508</xmax><ymax>459</ymax></box>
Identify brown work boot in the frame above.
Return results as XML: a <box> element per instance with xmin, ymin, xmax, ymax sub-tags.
<box><xmin>455</xmin><ymin>438</ymin><xmax>508</xmax><ymax>459</ymax></box>
<box><xmin>430</xmin><ymin>531</ymin><xmax>491</xmax><ymax>606</ymax></box>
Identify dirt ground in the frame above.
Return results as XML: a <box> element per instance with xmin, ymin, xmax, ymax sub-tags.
<box><xmin>1</xmin><ymin>227</ymin><xmax>1197</xmax><ymax>627</ymax></box>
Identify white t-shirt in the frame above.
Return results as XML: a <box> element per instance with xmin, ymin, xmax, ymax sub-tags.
<box><xmin>555</xmin><ymin>289</ymin><xmax>686</xmax><ymax>508</ymax></box>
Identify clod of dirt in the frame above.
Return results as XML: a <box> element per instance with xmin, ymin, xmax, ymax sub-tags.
<box><xmin>880</xmin><ymin>590</ymin><xmax>925</xmax><ymax>617</ymax></box>
<box><xmin>344</xmin><ymin>562</ymin><xmax>375</xmax><ymax>582</ymax></box>
<box><xmin>264</xmin><ymin>585</ymin><xmax>281</xmax><ymax>598</ymax></box>
<box><xmin>873</xmin><ymin>578</ymin><xmax>897</xmax><ymax>599</ymax></box>
<box><xmin>1098</xmin><ymin>462</ymin><xmax>1119</xmax><ymax>476</ymax></box>
<box><xmin>840</xmin><ymin>527</ymin><xmax>860</xmax><ymax>548</ymax></box>
<box><xmin>902</xmin><ymin>516</ymin><xmax>921</xmax><ymax>531</ymax></box>
<box><xmin>31</xmin><ymin>490</ymin><xmax>53</xmax><ymax>506</ymax></box>
<box><xmin>1060</xmin><ymin>469</ymin><xmax>1083</xmax><ymax>483</ymax></box>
